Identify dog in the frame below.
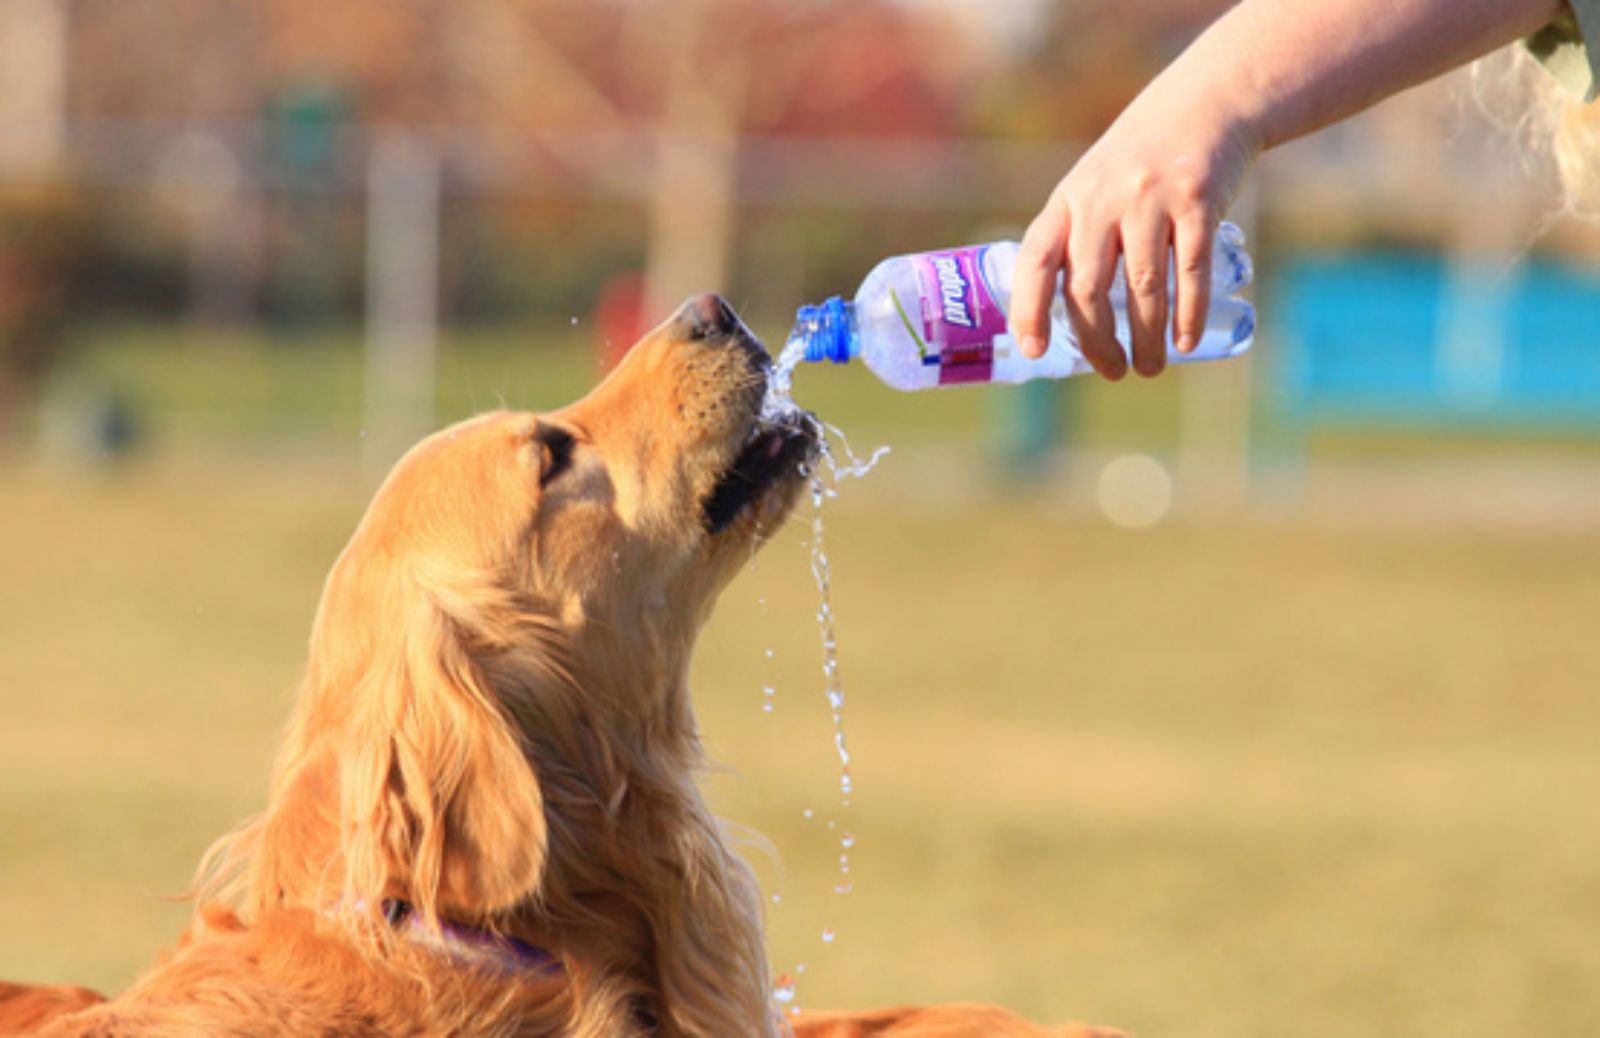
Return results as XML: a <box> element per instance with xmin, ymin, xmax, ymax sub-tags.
<box><xmin>0</xmin><ymin>295</ymin><xmax>1123</xmax><ymax>1038</ymax></box>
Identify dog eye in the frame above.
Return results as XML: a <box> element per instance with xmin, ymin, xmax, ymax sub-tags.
<box><xmin>533</xmin><ymin>425</ymin><xmax>575</xmax><ymax>488</ymax></box>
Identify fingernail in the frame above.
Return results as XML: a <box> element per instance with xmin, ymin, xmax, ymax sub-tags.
<box><xmin>1021</xmin><ymin>335</ymin><xmax>1046</xmax><ymax>358</ymax></box>
<box><xmin>1176</xmin><ymin>334</ymin><xmax>1196</xmax><ymax>354</ymax></box>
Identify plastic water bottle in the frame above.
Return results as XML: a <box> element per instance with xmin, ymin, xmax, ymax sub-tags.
<box><xmin>784</xmin><ymin>223</ymin><xmax>1255</xmax><ymax>391</ymax></box>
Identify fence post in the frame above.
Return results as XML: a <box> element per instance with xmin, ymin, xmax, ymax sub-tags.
<box><xmin>364</xmin><ymin>132</ymin><xmax>440</xmax><ymax>476</ymax></box>
<box><xmin>0</xmin><ymin>0</ymin><xmax>66</xmax><ymax>176</ymax></box>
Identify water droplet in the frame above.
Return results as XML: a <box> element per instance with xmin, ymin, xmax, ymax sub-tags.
<box><xmin>840</xmin><ymin>832</ymin><xmax>856</xmax><ymax>849</ymax></box>
<box><xmin>834</xmin><ymin>881</ymin><xmax>852</xmax><ymax>895</ymax></box>
<box><xmin>756</xmin><ymin>367</ymin><xmax>887</xmax><ymax>933</ymax></box>
<box><xmin>762</xmin><ymin>703</ymin><xmax>773</xmax><ymax>713</ymax></box>
<box><xmin>796</xmin><ymin>963</ymin><xmax>807</xmax><ymax>974</ymax></box>
<box><xmin>772</xmin><ymin>893</ymin><xmax>782</xmax><ymax>904</ymax></box>
<box><xmin>773</xmin><ymin>976</ymin><xmax>796</xmax><ymax>1004</ymax></box>
<box><xmin>821</xmin><ymin>928</ymin><xmax>836</xmax><ymax>944</ymax></box>
<box><xmin>570</xmin><ymin>316</ymin><xmax>579</xmax><ymax>326</ymax></box>
<box><xmin>802</xmin><ymin>809</ymin><xmax>814</xmax><ymax>820</ymax></box>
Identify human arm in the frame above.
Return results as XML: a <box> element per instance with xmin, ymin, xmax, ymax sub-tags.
<box><xmin>1009</xmin><ymin>0</ymin><xmax>1566</xmax><ymax>379</ymax></box>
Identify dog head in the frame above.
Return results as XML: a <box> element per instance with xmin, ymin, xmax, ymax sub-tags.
<box><xmin>245</xmin><ymin>295</ymin><xmax>815</xmax><ymax>932</ymax></box>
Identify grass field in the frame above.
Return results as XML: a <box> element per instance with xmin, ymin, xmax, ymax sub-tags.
<box><xmin>4</xmin><ymin>325</ymin><xmax>1600</xmax><ymax>1036</ymax></box>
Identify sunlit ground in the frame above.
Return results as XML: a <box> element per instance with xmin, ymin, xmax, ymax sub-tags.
<box><xmin>3</xmin><ymin>325</ymin><xmax>1599</xmax><ymax>1037</ymax></box>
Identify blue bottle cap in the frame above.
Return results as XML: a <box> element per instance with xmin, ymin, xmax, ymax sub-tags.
<box><xmin>794</xmin><ymin>296</ymin><xmax>856</xmax><ymax>364</ymax></box>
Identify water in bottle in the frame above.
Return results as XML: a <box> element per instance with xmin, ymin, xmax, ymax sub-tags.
<box><xmin>776</xmin><ymin>223</ymin><xmax>1255</xmax><ymax>393</ymax></box>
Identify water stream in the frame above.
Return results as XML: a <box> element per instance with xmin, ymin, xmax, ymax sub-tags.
<box><xmin>761</xmin><ymin>333</ymin><xmax>889</xmax><ymax>1014</ymax></box>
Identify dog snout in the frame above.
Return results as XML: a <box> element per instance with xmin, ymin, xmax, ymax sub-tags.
<box><xmin>669</xmin><ymin>293</ymin><xmax>770</xmax><ymax>384</ymax></box>
<box><xmin>674</xmin><ymin>293</ymin><xmax>744</xmax><ymax>342</ymax></box>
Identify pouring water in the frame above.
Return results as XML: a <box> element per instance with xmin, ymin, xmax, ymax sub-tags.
<box><xmin>760</xmin><ymin>324</ymin><xmax>888</xmax><ymax>1012</ymax></box>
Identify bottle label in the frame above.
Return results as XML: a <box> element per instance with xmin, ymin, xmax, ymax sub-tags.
<box><xmin>911</xmin><ymin>245</ymin><xmax>1007</xmax><ymax>385</ymax></box>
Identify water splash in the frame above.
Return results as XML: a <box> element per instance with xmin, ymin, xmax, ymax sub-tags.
<box><xmin>765</xmin><ymin>334</ymin><xmax>885</xmax><ymax>802</ymax></box>
<box><xmin>765</xmin><ymin>332</ymin><xmax>890</xmax><ymax>488</ymax></box>
<box><xmin>805</xmin><ymin>481</ymin><xmax>854</xmax><ymax>802</ymax></box>
<box><xmin>761</xmin><ymin>330</ymin><xmax>889</xmax><ymax>1009</ymax></box>
<box><xmin>763</xmin><ymin>333</ymin><xmax>808</xmax><ymax>420</ymax></box>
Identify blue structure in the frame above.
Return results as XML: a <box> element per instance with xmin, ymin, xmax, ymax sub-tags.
<box><xmin>1272</xmin><ymin>253</ymin><xmax>1600</xmax><ymax>430</ymax></box>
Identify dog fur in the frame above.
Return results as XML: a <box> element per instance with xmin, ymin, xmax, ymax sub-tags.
<box><xmin>0</xmin><ymin>296</ymin><xmax>1123</xmax><ymax>1038</ymax></box>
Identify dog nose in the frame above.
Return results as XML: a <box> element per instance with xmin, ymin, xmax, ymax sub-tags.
<box><xmin>675</xmin><ymin>293</ymin><xmax>742</xmax><ymax>340</ymax></box>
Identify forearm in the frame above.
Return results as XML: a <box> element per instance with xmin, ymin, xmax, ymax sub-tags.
<box><xmin>1134</xmin><ymin>0</ymin><xmax>1565</xmax><ymax>152</ymax></box>
<box><xmin>1011</xmin><ymin>0</ymin><xmax>1568</xmax><ymax>376</ymax></box>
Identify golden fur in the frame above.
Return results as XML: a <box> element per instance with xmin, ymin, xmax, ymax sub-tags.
<box><xmin>0</xmin><ymin>296</ymin><xmax>1124</xmax><ymax>1038</ymax></box>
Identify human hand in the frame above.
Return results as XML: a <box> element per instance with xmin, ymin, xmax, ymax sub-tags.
<box><xmin>1009</xmin><ymin>90</ymin><xmax>1260</xmax><ymax>379</ymax></box>
<box><xmin>1005</xmin><ymin>0</ymin><xmax>1570</xmax><ymax>381</ymax></box>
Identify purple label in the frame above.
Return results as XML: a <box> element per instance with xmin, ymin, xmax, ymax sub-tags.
<box><xmin>911</xmin><ymin>246</ymin><xmax>1007</xmax><ymax>385</ymax></box>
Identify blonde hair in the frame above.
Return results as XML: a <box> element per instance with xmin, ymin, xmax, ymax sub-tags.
<box><xmin>1472</xmin><ymin>47</ymin><xmax>1600</xmax><ymax>218</ymax></box>
<box><xmin>1554</xmin><ymin>97</ymin><xmax>1600</xmax><ymax>214</ymax></box>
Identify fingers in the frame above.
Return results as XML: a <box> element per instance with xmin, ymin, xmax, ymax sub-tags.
<box><xmin>1018</xmin><ymin>170</ymin><xmax>1225</xmax><ymax>378</ymax></box>
<box><xmin>1172</xmin><ymin>210</ymin><xmax>1217</xmax><ymax>355</ymax></box>
<box><xmin>1010</xmin><ymin>201</ymin><xmax>1068</xmax><ymax>360</ymax></box>
<box><xmin>1120</xmin><ymin>211</ymin><xmax>1172</xmax><ymax>378</ymax></box>
<box><xmin>1063</xmin><ymin>222</ymin><xmax>1125</xmax><ymax>380</ymax></box>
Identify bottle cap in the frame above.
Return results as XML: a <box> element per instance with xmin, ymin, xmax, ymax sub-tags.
<box><xmin>794</xmin><ymin>296</ymin><xmax>855</xmax><ymax>364</ymax></box>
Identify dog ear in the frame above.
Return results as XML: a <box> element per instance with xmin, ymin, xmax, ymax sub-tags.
<box><xmin>339</xmin><ymin>577</ymin><xmax>549</xmax><ymax>923</ymax></box>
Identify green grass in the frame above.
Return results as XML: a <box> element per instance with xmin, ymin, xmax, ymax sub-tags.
<box><xmin>51</xmin><ymin>320</ymin><xmax>1600</xmax><ymax>480</ymax></box>
<box><xmin>47</xmin><ymin>319</ymin><xmax>1209</xmax><ymax>456</ymax></box>
<box><xmin>3</xmin><ymin>457</ymin><xmax>1599</xmax><ymax>1037</ymax></box>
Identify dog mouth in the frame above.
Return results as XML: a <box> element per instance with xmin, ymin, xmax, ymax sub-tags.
<box><xmin>701</xmin><ymin>413</ymin><xmax>817</xmax><ymax>535</ymax></box>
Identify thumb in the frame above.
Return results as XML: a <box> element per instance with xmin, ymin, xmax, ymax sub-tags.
<box><xmin>1009</xmin><ymin>208</ymin><xmax>1068</xmax><ymax>360</ymax></box>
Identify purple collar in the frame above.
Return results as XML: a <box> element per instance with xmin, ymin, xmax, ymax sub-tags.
<box><xmin>381</xmin><ymin>899</ymin><xmax>563</xmax><ymax>978</ymax></box>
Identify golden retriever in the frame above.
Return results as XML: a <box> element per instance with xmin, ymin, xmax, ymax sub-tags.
<box><xmin>0</xmin><ymin>295</ymin><xmax>1122</xmax><ymax>1038</ymax></box>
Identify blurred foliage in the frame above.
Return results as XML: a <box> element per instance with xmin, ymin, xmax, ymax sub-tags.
<box><xmin>12</xmin><ymin>194</ymin><xmax>1029</xmax><ymax>335</ymax></box>
<box><xmin>0</xmin><ymin>0</ymin><xmax>1290</xmax><ymax>341</ymax></box>
<box><xmin>444</xmin><ymin>199</ymin><xmax>650</xmax><ymax>325</ymax></box>
<box><xmin>969</xmin><ymin>0</ymin><xmax>1221</xmax><ymax>141</ymax></box>
<box><xmin>0</xmin><ymin>182</ymin><xmax>91</xmax><ymax>431</ymax></box>
<box><xmin>10</xmin><ymin>0</ymin><xmax>1143</xmax><ymax>334</ymax></box>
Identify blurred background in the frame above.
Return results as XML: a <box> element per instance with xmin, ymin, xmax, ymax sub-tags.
<box><xmin>2</xmin><ymin>1</ymin><xmax>1600</xmax><ymax>1035</ymax></box>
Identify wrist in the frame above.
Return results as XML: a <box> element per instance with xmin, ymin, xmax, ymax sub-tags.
<box><xmin>1119</xmin><ymin>71</ymin><xmax>1267</xmax><ymax>174</ymax></box>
